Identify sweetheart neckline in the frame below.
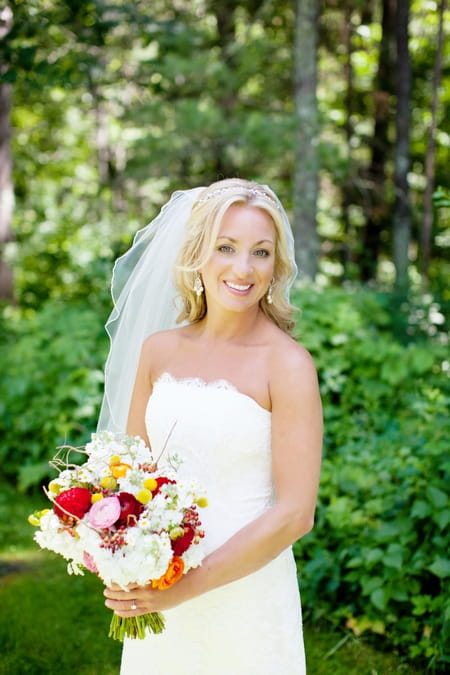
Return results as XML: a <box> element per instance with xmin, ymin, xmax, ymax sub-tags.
<box><xmin>152</xmin><ymin>372</ymin><xmax>272</xmax><ymax>415</ymax></box>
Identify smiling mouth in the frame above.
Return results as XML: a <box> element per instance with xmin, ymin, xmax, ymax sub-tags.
<box><xmin>224</xmin><ymin>281</ymin><xmax>253</xmax><ymax>292</ymax></box>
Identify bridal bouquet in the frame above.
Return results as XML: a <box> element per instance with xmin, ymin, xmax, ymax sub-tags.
<box><xmin>28</xmin><ymin>430</ymin><xmax>207</xmax><ymax>640</ymax></box>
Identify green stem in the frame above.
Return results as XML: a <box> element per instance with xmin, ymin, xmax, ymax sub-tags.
<box><xmin>108</xmin><ymin>611</ymin><xmax>165</xmax><ymax>641</ymax></box>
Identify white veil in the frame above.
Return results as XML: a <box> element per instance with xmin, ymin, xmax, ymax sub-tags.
<box><xmin>97</xmin><ymin>187</ymin><xmax>205</xmax><ymax>433</ymax></box>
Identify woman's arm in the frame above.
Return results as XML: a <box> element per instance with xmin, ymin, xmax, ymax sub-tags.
<box><xmin>185</xmin><ymin>344</ymin><xmax>322</xmax><ymax>589</ymax></box>
<box><xmin>105</xmin><ymin>342</ymin><xmax>323</xmax><ymax>616</ymax></box>
<box><xmin>126</xmin><ymin>339</ymin><xmax>153</xmax><ymax>447</ymax></box>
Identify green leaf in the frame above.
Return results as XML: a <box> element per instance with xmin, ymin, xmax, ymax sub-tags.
<box><xmin>18</xmin><ymin>462</ymin><xmax>53</xmax><ymax>492</ymax></box>
<box><xmin>370</xmin><ymin>587</ymin><xmax>389</xmax><ymax>611</ymax></box>
<box><xmin>384</xmin><ymin>549</ymin><xmax>403</xmax><ymax>570</ymax></box>
<box><xmin>428</xmin><ymin>558</ymin><xmax>450</xmax><ymax>579</ymax></box>
<box><xmin>411</xmin><ymin>499</ymin><xmax>431</xmax><ymax>519</ymax></box>
<box><xmin>361</xmin><ymin>575</ymin><xmax>384</xmax><ymax>595</ymax></box>
<box><xmin>433</xmin><ymin>509</ymin><xmax>450</xmax><ymax>531</ymax></box>
<box><xmin>426</xmin><ymin>486</ymin><xmax>448</xmax><ymax>509</ymax></box>
<box><xmin>364</xmin><ymin>548</ymin><xmax>384</xmax><ymax>565</ymax></box>
<box><xmin>408</xmin><ymin>347</ymin><xmax>435</xmax><ymax>374</ymax></box>
<box><xmin>380</xmin><ymin>358</ymin><xmax>408</xmax><ymax>385</ymax></box>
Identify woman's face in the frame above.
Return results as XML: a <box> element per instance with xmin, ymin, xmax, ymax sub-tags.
<box><xmin>201</xmin><ymin>204</ymin><xmax>276</xmax><ymax>314</ymax></box>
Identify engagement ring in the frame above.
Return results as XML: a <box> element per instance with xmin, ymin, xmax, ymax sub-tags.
<box><xmin>131</xmin><ymin>603</ymin><xmax>137</xmax><ymax>610</ymax></box>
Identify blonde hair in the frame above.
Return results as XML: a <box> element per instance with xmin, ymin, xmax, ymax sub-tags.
<box><xmin>174</xmin><ymin>178</ymin><xmax>297</xmax><ymax>334</ymax></box>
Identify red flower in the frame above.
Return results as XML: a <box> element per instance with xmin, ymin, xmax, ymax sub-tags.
<box><xmin>171</xmin><ymin>525</ymin><xmax>195</xmax><ymax>556</ymax></box>
<box><xmin>153</xmin><ymin>477</ymin><xmax>176</xmax><ymax>496</ymax></box>
<box><xmin>54</xmin><ymin>487</ymin><xmax>92</xmax><ymax>521</ymax></box>
<box><xmin>116</xmin><ymin>492</ymin><xmax>144</xmax><ymax>527</ymax></box>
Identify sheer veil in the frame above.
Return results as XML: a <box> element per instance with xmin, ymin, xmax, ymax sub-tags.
<box><xmin>97</xmin><ymin>187</ymin><xmax>205</xmax><ymax>433</ymax></box>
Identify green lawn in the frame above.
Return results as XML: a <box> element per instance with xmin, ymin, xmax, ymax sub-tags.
<box><xmin>0</xmin><ymin>485</ymin><xmax>419</xmax><ymax>675</ymax></box>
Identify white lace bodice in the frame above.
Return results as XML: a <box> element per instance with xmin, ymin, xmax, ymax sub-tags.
<box><xmin>145</xmin><ymin>372</ymin><xmax>273</xmax><ymax>553</ymax></box>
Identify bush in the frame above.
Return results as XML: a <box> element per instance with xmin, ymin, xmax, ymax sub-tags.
<box><xmin>0</xmin><ymin>301</ymin><xmax>108</xmax><ymax>489</ymax></box>
<box><xmin>1</xmin><ymin>285</ymin><xmax>448</xmax><ymax>668</ymax></box>
<box><xmin>292</xmin><ymin>285</ymin><xmax>449</xmax><ymax>670</ymax></box>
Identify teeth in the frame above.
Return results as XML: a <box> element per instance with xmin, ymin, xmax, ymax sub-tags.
<box><xmin>226</xmin><ymin>282</ymin><xmax>251</xmax><ymax>291</ymax></box>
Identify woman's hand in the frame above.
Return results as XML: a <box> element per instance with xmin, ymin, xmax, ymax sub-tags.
<box><xmin>104</xmin><ymin>583</ymin><xmax>158</xmax><ymax>618</ymax></box>
<box><xmin>104</xmin><ymin>576</ymin><xmax>194</xmax><ymax>617</ymax></box>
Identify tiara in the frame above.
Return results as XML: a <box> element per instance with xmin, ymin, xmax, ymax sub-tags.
<box><xmin>197</xmin><ymin>186</ymin><xmax>279</xmax><ymax>208</ymax></box>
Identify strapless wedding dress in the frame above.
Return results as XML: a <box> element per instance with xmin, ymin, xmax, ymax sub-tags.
<box><xmin>120</xmin><ymin>373</ymin><xmax>305</xmax><ymax>674</ymax></box>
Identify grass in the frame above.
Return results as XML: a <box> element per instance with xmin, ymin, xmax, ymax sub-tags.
<box><xmin>0</xmin><ymin>485</ymin><xmax>420</xmax><ymax>675</ymax></box>
<box><xmin>303</xmin><ymin>624</ymin><xmax>419</xmax><ymax>675</ymax></box>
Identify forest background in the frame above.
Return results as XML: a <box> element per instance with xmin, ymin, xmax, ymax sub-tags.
<box><xmin>0</xmin><ymin>0</ymin><xmax>449</xmax><ymax>672</ymax></box>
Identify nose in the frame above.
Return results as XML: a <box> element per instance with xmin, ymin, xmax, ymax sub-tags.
<box><xmin>232</xmin><ymin>252</ymin><xmax>253</xmax><ymax>278</ymax></box>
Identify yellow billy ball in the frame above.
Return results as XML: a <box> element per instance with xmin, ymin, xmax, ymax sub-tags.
<box><xmin>136</xmin><ymin>488</ymin><xmax>152</xmax><ymax>504</ymax></box>
<box><xmin>143</xmin><ymin>477</ymin><xmax>158</xmax><ymax>492</ymax></box>
<box><xmin>100</xmin><ymin>475</ymin><xmax>117</xmax><ymax>490</ymax></box>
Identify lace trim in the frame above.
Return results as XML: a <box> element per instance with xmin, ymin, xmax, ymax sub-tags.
<box><xmin>154</xmin><ymin>372</ymin><xmax>271</xmax><ymax>415</ymax></box>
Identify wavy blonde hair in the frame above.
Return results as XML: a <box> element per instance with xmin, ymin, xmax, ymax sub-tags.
<box><xmin>174</xmin><ymin>178</ymin><xmax>297</xmax><ymax>334</ymax></box>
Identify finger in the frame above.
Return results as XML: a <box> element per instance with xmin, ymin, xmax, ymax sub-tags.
<box><xmin>105</xmin><ymin>597</ymin><xmax>147</xmax><ymax>617</ymax></box>
<box><xmin>104</xmin><ymin>587</ymin><xmax>131</xmax><ymax>600</ymax></box>
<box><xmin>104</xmin><ymin>582</ymin><xmax>142</xmax><ymax>598</ymax></box>
<box><xmin>105</xmin><ymin>595</ymin><xmax>135</xmax><ymax>611</ymax></box>
<box><xmin>108</xmin><ymin>582</ymin><xmax>122</xmax><ymax>590</ymax></box>
<box><xmin>111</xmin><ymin>607</ymin><xmax>146</xmax><ymax>618</ymax></box>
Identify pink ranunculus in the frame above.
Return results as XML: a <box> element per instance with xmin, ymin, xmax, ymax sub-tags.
<box><xmin>83</xmin><ymin>551</ymin><xmax>99</xmax><ymax>574</ymax></box>
<box><xmin>88</xmin><ymin>496</ymin><xmax>121</xmax><ymax>529</ymax></box>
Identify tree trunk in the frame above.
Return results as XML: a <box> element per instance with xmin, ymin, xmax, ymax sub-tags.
<box><xmin>360</xmin><ymin>0</ymin><xmax>396</xmax><ymax>282</ymax></box>
<box><xmin>0</xmin><ymin>81</ymin><xmax>14</xmax><ymax>300</ymax></box>
<box><xmin>0</xmin><ymin>5</ymin><xmax>14</xmax><ymax>299</ymax></box>
<box><xmin>209</xmin><ymin>0</ymin><xmax>241</xmax><ymax>180</ymax></box>
<box><xmin>421</xmin><ymin>0</ymin><xmax>447</xmax><ymax>280</ymax></box>
<box><xmin>340</xmin><ymin>4</ymin><xmax>355</xmax><ymax>279</ymax></box>
<box><xmin>293</xmin><ymin>0</ymin><xmax>319</xmax><ymax>280</ymax></box>
<box><xmin>393</xmin><ymin>0</ymin><xmax>412</xmax><ymax>291</ymax></box>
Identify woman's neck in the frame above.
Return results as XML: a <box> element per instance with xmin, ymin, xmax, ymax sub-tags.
<box><xmin>194</xmin><ymin>305</ymin><xmax>267</xmax><ymax>343</ymax></box>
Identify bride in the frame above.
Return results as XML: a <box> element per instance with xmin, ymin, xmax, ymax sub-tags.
<box><xmin>102</xmin><ymin>178</ymin><xmax>323</xmax><ymax>674</ymax></box>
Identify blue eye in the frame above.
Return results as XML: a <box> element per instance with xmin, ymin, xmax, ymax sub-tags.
<box><xmin>254</xmin><ymin>249</ymin><xmax>270</xmax><ymax>257</ymax></box>
<box><xmin>218</xmin><ymin>245</ymin><xmax>234</xmax><ymax>253</ymax></box>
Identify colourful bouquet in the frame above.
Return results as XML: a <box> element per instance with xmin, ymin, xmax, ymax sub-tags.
<box><xmin>28</xmin><ymin>430</ymin><xmax>207</xmax><ymax>640</ymax></box>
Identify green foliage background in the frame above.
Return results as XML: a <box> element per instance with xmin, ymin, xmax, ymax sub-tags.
<box><xmin>3</xmin><ymin>0</ymin><xmax>450</xmax><ymax>303</ymax></box>
<box><xmin>292</xmin><ymin>286</ymin><xmax>449</xmax><ymax>670</ymax></box>
<box><xmin>1</xmin><ymin>0</ymin><xmax>449</xmax><ymax>671</ymax></box>
<box><xmin>1</xmin><ymin>285</ymin><xmax>449</xmax><ymax>670</ymax></box>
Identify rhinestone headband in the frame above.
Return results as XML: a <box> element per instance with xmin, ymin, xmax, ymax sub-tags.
<box><xmin>198</xmin><ymin>186</ymin><xmax>279</xmax><ymax>208</ymax></box>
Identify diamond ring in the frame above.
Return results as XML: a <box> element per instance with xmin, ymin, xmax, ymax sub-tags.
<box><xmin>131</xmin><ymin>603</ymin><xmax>137</xmax><ymax>610</ymax></box>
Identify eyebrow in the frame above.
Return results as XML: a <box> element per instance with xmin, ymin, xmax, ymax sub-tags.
<box><xmin>217</xmin><ymin>236</ymin><xmax>275</xmax><ymax>245</ymax></box>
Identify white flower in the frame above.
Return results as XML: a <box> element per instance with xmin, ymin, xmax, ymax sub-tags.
<box><xmin>182</xmin><ymin>541</ymin><xmax>206</xmax><ymax>571</ymax></box>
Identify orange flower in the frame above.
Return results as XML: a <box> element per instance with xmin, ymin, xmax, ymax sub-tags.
<box><xmin>151</xmin><ymin>556</ymin><xmax>185</xmax><ymax>590</ymax></box>
<box><xmin>110</xmin><ymin>462</ymin><xmax>132</xmax><ymax>478</ymax></box>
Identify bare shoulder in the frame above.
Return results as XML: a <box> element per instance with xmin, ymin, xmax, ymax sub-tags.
<box><xmin>141</xmin><ymin>328</ymin><xmax>182</xmax><ymax>353</ymax></box>
<box><xmin>140</xmin><ymin>327</ymin><xmax>185</xmax><ymax>377</ymax></box>
<box><xmin>268</xmin><ymin>330</ymin><xmax>320</xmax><ymax>402</ymax></box>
